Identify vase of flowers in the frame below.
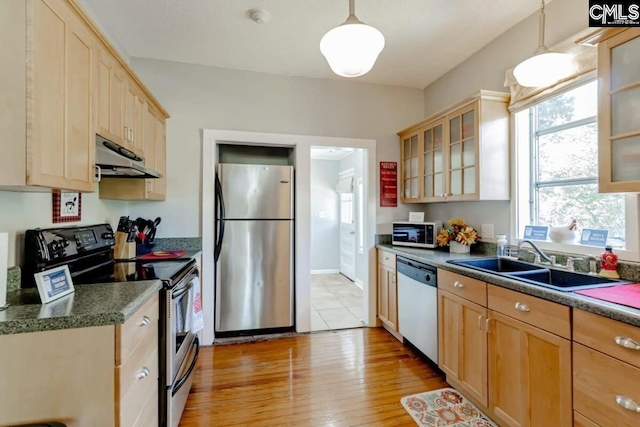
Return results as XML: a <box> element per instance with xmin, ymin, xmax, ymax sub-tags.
<box><xmin>437</xmin><ymin>218</ymin><xmax>479</xmax><ymax>253</ymax></box>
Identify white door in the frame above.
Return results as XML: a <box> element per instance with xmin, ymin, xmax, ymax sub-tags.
<box><xmin>340</xmin><ymin>192</ymin><xmax>356</xmax><ymax>281</ymax></box>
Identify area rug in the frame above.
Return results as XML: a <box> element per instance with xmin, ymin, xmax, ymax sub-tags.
<box><xmin>401</xmin><ymin>388</ymin><xmax>497</xmax><ymax>427</ymax></box>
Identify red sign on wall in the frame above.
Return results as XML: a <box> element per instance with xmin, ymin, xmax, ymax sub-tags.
<box><xmin>380</xmin><ymin>162</ymin><xmax>397</xmax><ymax>207</ymax></box>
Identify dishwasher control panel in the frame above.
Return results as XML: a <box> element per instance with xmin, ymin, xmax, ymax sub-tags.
<box><xmin>397</xmin><ymin>257</ymin><xmax>437</xmax><ymax>287</ymax></box>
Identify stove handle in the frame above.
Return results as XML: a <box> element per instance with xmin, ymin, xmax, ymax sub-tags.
<box><xmin>172</xmin><ymin>337</ymin><xmax>200</xmax><ymax>396</ymax></box>
<box><xmin>172</xmin><ymin>281</ymin><xmax>194</xmax><ymax>299</ymax></box>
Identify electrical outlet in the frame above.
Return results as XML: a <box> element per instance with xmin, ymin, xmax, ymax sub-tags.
<box><xmin>482</xmin><ymin>224</ymin><xmax>494</xmax><ymax>239</ymax></box>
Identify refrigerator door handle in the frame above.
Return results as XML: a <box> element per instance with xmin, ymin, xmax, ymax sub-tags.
<box><xmin>214</xmin><ymin>173</ymin><xmax>225</xmax><ymax>262</ymax></box>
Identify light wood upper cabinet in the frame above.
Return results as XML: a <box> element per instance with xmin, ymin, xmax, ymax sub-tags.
<box><xmin>0</xmin><ymin>0</ymin><xmax>96</xmax><ymax>192</ymax></box>
<box><xmin>422</xmin><ymin>119</ymin><xmax>446</xmax><ymax>202</ymax></box>
<box><xmin>398</xmin><ymin>91</ymin><xmax>510</xmax><ymax>203</ymax></box>
<box><xmin>97</xmin><ymin>50</ymin><xmax>126</xmax><ymax>146</ymax></box>
<box><xmin>400</xmin><ymin>131</ymin><xmax>421</xmax><ymax>202</ymax></box>
<box><xmin>597</xmin><ymin>28</ymin><xmax>640</xmax><ymax>193</ymax></box>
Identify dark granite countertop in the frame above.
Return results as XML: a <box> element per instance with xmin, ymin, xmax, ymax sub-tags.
<box><xmin>377</xmin><ymin>244</ymin><xmax>640</xmax><ymax>328</ymax></box>
<box><xmin>0</xmin><ymin>280</ymin><xmax>162</xmax><ymax>335</ymax></box>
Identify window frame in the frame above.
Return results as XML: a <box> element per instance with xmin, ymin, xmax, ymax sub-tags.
<box><xmin>510</xmin><ymin>79</ymin><xmax>640</xmax><ymax>262</ymax></box>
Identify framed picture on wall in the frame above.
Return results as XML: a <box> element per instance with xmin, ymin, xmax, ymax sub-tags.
<box><xmin>52</xmin><ymin>190</ymin><xmax>82</xmax><ymax>223</ymax></box>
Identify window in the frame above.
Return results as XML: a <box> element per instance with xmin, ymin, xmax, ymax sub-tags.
<box><xmin>340</xmin><ymin>193</ymin><xmax>353</xmax><ymax>224</ymax></box>
<box><xmin>515</xmin><ymin>81</ymin><xmax>626</xmax><ymax>248</ymax></box>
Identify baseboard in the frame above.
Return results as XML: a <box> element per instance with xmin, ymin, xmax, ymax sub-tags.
<box><xmin>311</xmin><ymin>269</ymin><xmax>340</xmax><ymax>275</ymax></box>
<box><xmin>354</xmin><ymin>278</ymin><xmax>363</xmax><ymax>289</ymax></box>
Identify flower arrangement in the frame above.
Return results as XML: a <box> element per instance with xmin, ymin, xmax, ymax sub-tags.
<box><xmin>437</xmin><ymin>218</ymin><xmax>479</xmax><ymax>247</ymax></box>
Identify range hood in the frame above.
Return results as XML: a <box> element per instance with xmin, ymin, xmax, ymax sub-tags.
<box><xmin>95</xmin><ymin>135</ymin><xmax>161</xmax><ymax>179</ymax></box>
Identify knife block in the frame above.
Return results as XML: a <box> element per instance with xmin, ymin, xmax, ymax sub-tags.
<box><xmin>114</xmin><ymin>232</ymin><xmax>135</xmax><ymax>260</ymax></box>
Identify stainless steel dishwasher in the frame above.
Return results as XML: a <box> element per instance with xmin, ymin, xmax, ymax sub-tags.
<box><xmin>397</xmin><ymin>257</ymin><xmax>438</xmax><ymax>363</ymax></box>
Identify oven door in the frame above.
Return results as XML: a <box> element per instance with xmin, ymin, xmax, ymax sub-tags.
<box><xmin>167</xmin><ymin>268</ymin><xmax>199</xmax><ymax>385</ymax></box>
<box><xmin>168</xmin><ymin>336</ymin><xmax>199</xmax><ymax>427</ymax></box>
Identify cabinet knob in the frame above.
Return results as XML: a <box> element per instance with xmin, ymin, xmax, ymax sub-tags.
<box><xmin>139</xmin><ymin>315</ymin><xmax>151</xmax><ymax>327</ymax></box>
<box><xmin>136</xmin><ymin>367</ymin><xmax>150</xmax><ymax>380</ymax></box>
<box><xmin>514</xmin><ymin>302</ymin><xmax>530</xmax><ymax>312</ymax></box>
<box><xmin>453</xmin><ymin>281</ymin><xmax>464</xmax><ymax>289</ymax></box>
<box><xmin>383</xmin><ymin>256</ymin><xmax>389</xmax><ymax>260</ymax></box>
<box><xmin>615</xmin><ymin>336</ymin><xmax>640</xmax><ymax>350</ymax></box>
<box><xmin>616</xmin><ymin>395</ymin><xmax>640</xmax><ymax>412</ymax></box>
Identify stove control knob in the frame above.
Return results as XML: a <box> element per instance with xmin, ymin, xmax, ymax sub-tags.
<box><xmin>101</xmin><ymin>232</ymin><xmax>114</xmax><ymax>240</ymax></box>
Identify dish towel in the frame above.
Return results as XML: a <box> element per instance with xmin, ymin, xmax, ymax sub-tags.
<box><xmin>188</xmin><ymin>276</ymin><xmax>204</xmax><ymax>334</ymax></box>
<box><xmin>575</xmin><ymin>283</ymin><xmax>640</xmax><ymax>310</ymax></box>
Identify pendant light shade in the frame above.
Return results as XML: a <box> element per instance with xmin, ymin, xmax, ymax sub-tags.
<box><xmin>320</xmin><ymin>0</ymin><xmax>385</xmax><ymax>78</ymax></box>
<box><xmin>513</xmin><ymin>0</ymin><xmax>572</xmax><ymax>87</ymax></box>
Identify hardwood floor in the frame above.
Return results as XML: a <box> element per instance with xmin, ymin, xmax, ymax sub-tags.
<box><xmin>179</xmin><ymin>328</ymin><xmax>448</xmax><ymax>426</ymax></box>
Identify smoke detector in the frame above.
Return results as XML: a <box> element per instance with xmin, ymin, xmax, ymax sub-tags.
<box><xmin>248</xmin><ymin>9</ymin><xmax>270</xmax><ymax>24</ymax></box>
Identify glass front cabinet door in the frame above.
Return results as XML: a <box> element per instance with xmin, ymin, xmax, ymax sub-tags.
<box><xmin>598</xmin><ymin>28</ymin><xmax>640</xmax><ymax>193</ymax></box>
<box><xmin>447</xmin><ymin>103</ymin><xmax>478</xmax><ymax>201</ymax></box>
<box><xmin>422</xmin><ymin>119</ymin><xmax>446</xmax><ymax>202</ymax></box>
<box><xmin>400</xmin><ymin>131</ymin><xmax>421</xmax><ymax>202</ymax></box>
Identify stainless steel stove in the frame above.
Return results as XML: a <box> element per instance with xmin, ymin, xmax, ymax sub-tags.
<box><xmin>22</xmin><ymin>224</ymin><xmax>199</xmax><ymax>427</ymax></box>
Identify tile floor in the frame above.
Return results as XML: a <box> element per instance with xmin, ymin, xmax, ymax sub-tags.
<box><xmin>311</xmin><ymin>273</ymin><xmax>365</xmax><ymax>331</ymax></box>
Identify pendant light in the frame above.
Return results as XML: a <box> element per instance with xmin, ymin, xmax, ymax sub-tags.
<box><xmin>320</xmin><ymin>0</ymin><xmax>385</xmax><ymax>78</ymax></box>
<box><xmin>513</xmin><ymin>0</ymin><xmax>572</xmax><ymax>87</ymax></box>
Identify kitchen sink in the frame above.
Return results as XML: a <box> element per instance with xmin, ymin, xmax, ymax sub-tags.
<box><xmin>447</xmin><ymin>257</ymin><xmax>542</xmax><ymax>273</ymax></box>
<box><xmin>447</xmin><ymin>257</ymin><xmax>628</xmax><ymax>292</ymax></box>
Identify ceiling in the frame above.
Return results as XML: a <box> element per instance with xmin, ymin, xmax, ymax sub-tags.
<box><xmin>310</xmin><ymin>147</ymin><xmax>354</xmax><ymax>161</ymax></box>
<box><xmin>81</xmin><ymin>0</ymin><xmax>545</xmax><ymax>88</ymax></box>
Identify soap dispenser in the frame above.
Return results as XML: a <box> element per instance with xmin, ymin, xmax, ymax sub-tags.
<box><xmin>599</xmin><ymin>246</ymin><xmax>620</xmax><ymax>279</ymax></box>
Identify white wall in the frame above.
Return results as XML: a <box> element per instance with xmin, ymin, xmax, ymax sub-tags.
<box><xmin>128</xmin><ymin>58</ymin><xmax>425</xmax><ymax>237</ymax></box>
<box><xmin>0</xmin><ymin>190</ymin><xmax>127</xmax><ymax>266</ymax></box>
<box><xmin>420</xmin><ymin>0</ymin><xmax>588</xmax><ymax>240</ymax></box>
<box><xmin>310</xmin><ymin>159</ymin><xmax>340</xmax><ymax>271</ymax></box>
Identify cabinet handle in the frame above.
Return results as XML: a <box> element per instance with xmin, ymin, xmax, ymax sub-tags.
<box><xmin>514</xmin><ymin>302</ymin><xmax>530</xmax><ymax>312</ymax></box>
<box><xmin>139</xmin><ymin>315</ymin><xmax>151</xmax><ymax>327</ymax></box>
<box><xmin>453</xmin><ymin>281</ymin><xmax>464</xmax><ymax>289</ymax></box>
<box><xmin>615</xmin><ymin>336</ymin><xmax>640</xmax><ymax>350</ymax></box>
<box><xmin>136</xmin><ymin>367</ymin><xmax>150</xmax><ymax>380</ymax></box>
<box><xmin>130</xmin><ymin>128</ymin><xmax>134</xmax><ymax>143</ymax></box>
<box><xmin>616</xmin><ymin>395</ymin><xmax>640</xmax><ymax>412</ymax></box>
<box><xmin>485</xmin><ymin>317</ymin><xmax>492</xmax><ymax>333</ymax></box>
<box><xmin>94</xmin><ymin>165</ymin><xmax>101</xmax><ymax>183</ymax></box>
<box><xmin>383</xmin><ymin>256</ymin><xmax>389</xmax><ymax>260</ymax></box>
<box><xmin>478</xmin><ymin>315</ymin><xmax>484</xmax><ymax>330</ymax></box>
<box><xmin>124</xmin><ymin>126</ymin><xmax>128</xmax><ymax>141</ymax></box>
<box><xmin>147</xmin><ymin>181</ymin><xmax>152</xmax><ymax>193</ymax></box>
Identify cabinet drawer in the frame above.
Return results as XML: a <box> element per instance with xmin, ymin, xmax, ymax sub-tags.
<box><xmin>438</xmin><ymin>270</ymin><xmax>487</xmax><ymax>306</ymax></box>
<box><xmin>117</xmin><ymin>330</ymin><xmax>158</xmax><ymax>427</ymax></box>
<box><xmin>116</xmin><ymin>293</ymin><xmax>159</xmax><ymax>365</ymax></box>
<box><xmin>377</xmin><ymin>250</ymin><xmax>396</xmax><ymax>269</ymax></box>
<box><xmin>132</xmin><ymin>383</ymin><xmax>159</xmax><ymax>427</ymax></box>
<box><xmin>488</xmin><ymin>284</ymin><xmax>570</xmax><ymax>339</ymax></box>
<box><xmin>574</xmin><ymin>309</ymin><xmax>640</xmax><ymax>369</ymax></box>
<box><xmin>574</xmin><ymin>343</ymin><xmax>640</xmax><ymax>427</ymax></box>
<box><xmin>574</xmin><ymin>411</ymin><xmax>599</xmax><ymax>427</ymax></box>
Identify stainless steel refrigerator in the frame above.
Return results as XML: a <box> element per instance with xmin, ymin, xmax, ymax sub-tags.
<box><xmin>214</xmin><ymin>163</ymin><xmax>294</xmax><ymax>333</ymax></box>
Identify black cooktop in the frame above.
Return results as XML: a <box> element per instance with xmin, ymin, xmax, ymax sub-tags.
<box><xmin>111</xmin><ymin>259</ymin><xmax>194</xmax><ymax>283</ymax></box>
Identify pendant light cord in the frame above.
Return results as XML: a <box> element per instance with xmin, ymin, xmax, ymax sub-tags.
<box><xmin>538</xmin><ymin>0</ymin><xmax>546</xmax><ymax>49</ymax></box>
<box><xmin>349</xmin><ymin>0</ymin><xmax>355</xmax><ymax>17</ymax></box>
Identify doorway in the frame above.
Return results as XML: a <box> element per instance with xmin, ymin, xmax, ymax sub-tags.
<box><xmin>310</xmin><ymin>147</ymin><xmax>366</xmax><ymax>332</ymax></box>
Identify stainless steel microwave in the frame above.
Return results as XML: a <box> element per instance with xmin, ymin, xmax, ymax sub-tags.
<box><xmin>392</xmin><ymin>221</ymin><xmax>442</xmax><ymax>249</ymax></box>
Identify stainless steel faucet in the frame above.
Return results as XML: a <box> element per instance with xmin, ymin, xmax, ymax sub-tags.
<box><xmin>586</xmin><ymin>255</ymin><xmax>600</xmax><ymax>275</ymax></box>
<box><xmin>518</xmin><ymin>240</ymin><xmax>553</xmax><ymax>263</ymax></box>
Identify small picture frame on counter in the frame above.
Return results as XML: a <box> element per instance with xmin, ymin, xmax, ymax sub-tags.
<box><xmin>34</xmin><ymin>265</ymin><xmax>75</xmax><ymax>304</ymax></box>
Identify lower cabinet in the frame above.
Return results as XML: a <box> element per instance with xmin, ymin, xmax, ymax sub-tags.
<box><xmin>437</xmin><ymin>270</ymin><xmax>572</xmax><ymax>427</ymax></box>
<box><xmin>377</xmin><ymin>250</ymin><xmax>400</xmax><ymax>340</ymax></box>
<box><xmin>574</xmin><ymin>411</ymin><xmax>600</xmax><ymax>427</ymax></box>
<box><xmin>573</xmin><ymin>308</ymin><xmax>640</xmax><ymax>427</ymax></box>
<box><xmin>487</xmin><ymin>285</ymin><xmax>572</xmax><ymax>427</ymax></box>
<box><xmin>0</xmin><ymin>294</ymin><xmax>159</xmax><ymax>427</ymax></box>
<box><xmin>438</xmin><ymin>289</ymin><xmax>488</xmax><ymax>406</ymax></box>
<box><xmin>488</xmin><ymin>310</ymin><xmax>572</xmax><ymax>427</ymax></box>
